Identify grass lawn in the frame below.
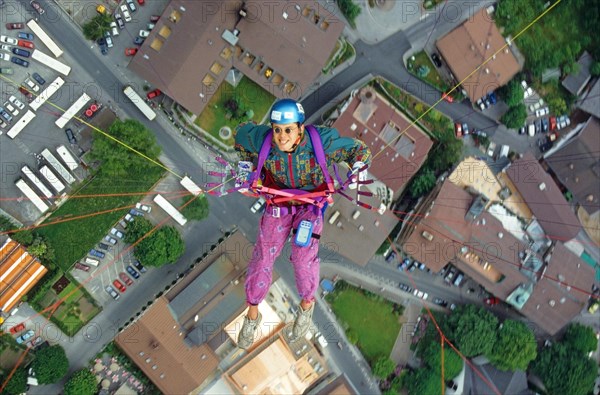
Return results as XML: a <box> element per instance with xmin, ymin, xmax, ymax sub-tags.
<box><xmin>37</xmin><ymin>167</ymin><xmax>164</xmax><ymax>272</ymax></box>
<box><xmin>195</xmin><ymin>77</ymin><xmax>275</xmax><ymax>146</ymax></box>
<box><xmin>326</xmin><ymin>283</ymin><xmax>403</xmax><ymax>363</ymax></box>
<box><xmin>407</xmin><ymin>51</ymin><xmax>450</xmax><ymax>93</ymax></box>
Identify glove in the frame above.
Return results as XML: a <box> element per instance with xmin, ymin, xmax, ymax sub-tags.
<box><xmin>348</xmin><ymin>161</ymin><xmax>367</xmax><ymax>190</ymax></box>
<box><xmin>235</xmin><ymin>161</ymin><xmax>253</xmax><ymax>192</ymax></box>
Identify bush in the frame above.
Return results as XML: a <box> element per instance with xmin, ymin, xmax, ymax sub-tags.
<box><xmin>337</xmin><ymin>0</ymin><xmax>361</xmax><ymax>28</ymax></box>
<box><xmin>500</xmin><ymin>104</ymin><xmax>527</xmax><ymax>129</ymax></box>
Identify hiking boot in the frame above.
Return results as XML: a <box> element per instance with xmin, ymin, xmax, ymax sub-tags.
<box><xmin>237</xmin><ymin>312</ymin><xmax>262</xmax><ymax>350</ymax></box>
<box><xmin>291</xmin><ymin>303</ymin><xmax>314</xmax><ymax>341</ymax></box>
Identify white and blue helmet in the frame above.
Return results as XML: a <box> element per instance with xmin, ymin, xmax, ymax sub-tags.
<box><xmin>270</xmin><ymin>99</ymin><xmax>305</xmax><ymax>124</ymax></box>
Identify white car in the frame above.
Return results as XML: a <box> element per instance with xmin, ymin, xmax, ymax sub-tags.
<box><xmin>0</xmin><ymin>44</ymin><xmax>11</xmax><ymax>52</ymax></box>
<box><xmin>135</xmin><ymin>203</ymin><xmax>151</xmax><ymax>213</ymax></box>
<box><xmin>124</xmin><ymin>213</ymin><xmax>134</xmax><ymax>222</ymax></box>
<box><xmin>521</xmin><ymin>80</ymin><xmax>528</xmax><ymax>90</ymax></box>
<box><xmin>0</xmin><ymin>53</ymin><xmax>10</xmax><ymax>61</ymax></box>
<box><xmin>524</xmin><ymin>87</ymin><xmax>533</xmax><ymax>99</ymax></box>
<box><xmin>413</xmin><ymin>289</ymin><xmax>429</xmax><ymax>300</ymax></box>
<box><xmin>250</xmin><ymin>197</ymin><xmax>266</xmax><ymax>214</ymax></box>
<box><xmin>535</xmin><ymin>107</ymin><xmax>549</xmax><ymax>118</ymax></box>
<box><xmin>25</xmin><ymin>78</ymin><xmax>40</xmax><ymax>92</ymax></box>
<box><xmin>106</xmin><ymin>36</ymin><xmax>113</xmax><ymax>48</ymax></box>
<box><xmin>3</xmin><ymin>102</ymin><xmax>18</xmax><ymax>116</ymax></box>
<box><xmin>139</xmin><ymin>30</ymin><xmax>150</xmax><ymax>38</ymax></box>
<box><xmin>104</xmin><ymin>235</ymin><xmax>118</xmax><ymax>245</ymax></box>
<box><xmin>110</xmin><ymin>22</ymin><xmax>119</xmax><ymax>36</ymax></box>
<box><xmin>8</xmin><ymin>95</ymin><xmax>25</xmax><ymax>110</ymax></box>
<box><xmin>110</xmin><ymin>228</ymin><xmax>124</xmax><ymax>239</ymax></box>
<box><xmin>0</xmin><ymin>35</ymin><xmax>18</xmax><ymax>45</ymax></box>
<box><xmin>120</xmin><ymin>5</ymin><xmax>132</xmax><ymax>22</ymax></box>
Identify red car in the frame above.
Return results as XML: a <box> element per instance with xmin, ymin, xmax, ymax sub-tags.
<box><xmin>442</xmin><ymin>92</ymin><xmax>454</xmax><ymax>103</ymax></box>
<box><xmin>113</xmin><ymin>279</ymin><xmax>126</xmax><ymax>293</ymax></box>
<box><xmin>18</xmin><ymin>40</ymin><xmax>34</xmax><ymax>49</ymax></box>
<box><xmin>137</xmin><ymin>0</ymin><xmax>145</xmax><ymax>4</ymax></box>
<box><xmin>19</xmin><ymin>86</ymin><xmax>34</xmax><ymax>102</ymax></box>
<box><xmin>9</xmin><ymin>323</ymin><xmax>25</xmax><ymax>334</ymax></box>
<box><xmin>549</xmin><ymin>116</ymin><xmax>557</xmax><ymax>131</ymax></box>
<box><xmin>119</xmin><ymin>272</ymin><xmax>133</xmax><ymax>286</ymax></box>
<box><xmin>124</xmin><ymin>48</ymin><xmax>138</xmax><ymax>56</ymax></box>
<box><xmin>150</xmin><ymin>15</ymin><xmax>160</xmax><ymax>22</ymax></box>
<box><xmin>146</xmin><ymin>89</ymin><xmax>161</xmax><ymax>99</ymax></box>
<box><xmin>454</xmin><ymin>123</ymin><xmax>463</xmax><ymax>138</ymax></box>
<box><xmin>484</xmin><ymin>297</ymin><xmax>500</xmax><ymax>306</ymax></box>
<box><xmin>75</xmin><ymin>262</ymin><xmax>90</xmax><ymax>272</ymax></box>
<box><xmin>6</xmin><ymin>23</ymin><xmax>25</xmax><ymax>30</ymax></box>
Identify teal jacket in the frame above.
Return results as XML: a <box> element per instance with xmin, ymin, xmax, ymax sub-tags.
<box><xmin>234</xmin><ymin>123</ymin><xmax>371</xmax><ymax>191</ymax></box>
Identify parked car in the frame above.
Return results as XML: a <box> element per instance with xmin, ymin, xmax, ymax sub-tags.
<box><xmin>6</xmin><ymin>23</ymin><xmax>24</xmax><ymax>30</ymax></box>
<box><xmin>126</xmin><ymin>265</ymin><xmax>140</xmax><ymax>279</ymax></box>
<box><xmin>24</xmin><ymin>78</ymin><xmax>39</xmax><ymax>92</ymax></box>
<box><xmin>105</xmin><ymin>285</ymin><xmax>120</xmax><ymax>300</ymax></box>
<box><xmin>431</xmin><ymin>53</ymin><xmax>442</xmax><ymax>67</ymax></box>
<box><xmin>9</xmin><ymin>95</ymin><xmax>25</xmax><ymax>110</ymax></box>
<box><xmin>476</xmin><ymin>97</ymin><xmax>486</xmax><ymax>111</ymax></box>
<box><xmin>0</xmin><ymin>53</ymin><xmax>10</xmax><ymax>61</ymax></box>
<box><xmin>147</xmin><ymin>23</ymin><xmax>155</xmax><ymax>30</ymax></box>
<box><xmin>250</xmin><ymin>196</ymin><xmax>266</xmax><ymax>213</ymax></box>
<box><xmin>535</xmin><ymin>107</ymin><xmax>549</xmax><ymax>118</ymax></box>
<box><xmin>105</xmin><ymin>36</ymin><xmax>113</xmax><ymax>48</ymax></box>
<box><xmin>133</xmin><ymin>36</ymin><xmax>145</xmax><ymax>45</ymax></box>
<box><xmin>453</xmin><ymin>273</ymin><xmax>465</xmax><ymax>287</ymax></box>
<box><xmin>18</xmin><ymin>32</ymin><xmax>33</xmax><ymax>41</ymax></box>
<box><xmin>135</xmin><ymin>203</ymin><xmax>151</xmax><ymax>212</ymax></box>
<box><xmin>518</xmin><ymin>126</ymin><xmax>526</xmax><ymax>135</ymax></box>
<box><xmin>150</xmin><ymin>15</ymin><xmax>160</xmax><ymax>22</ymax></box>
<box><xmin>538</xmin><ymin>138</ymin><xmax>553</xmax><ymax>153</ymax></box>
<box><xmin>89</xmin><ymin>249</ymin><xmax>105</xmax><ymax>259</ymax></box>
<box><xmin>4</xmin><ymin>102</ymin><xmax>18</xmax><ymax>116</ymax></box>
<box><xmin>0</xmin><ymin>67</ymin><xmax>14</xmax><ymax>75</ymax></box>
<box><xmin>126</xmin><ymin>0</ymin><xmax>137</xmax><ymax>12</ymax></box>
<box><xmin>0</xmin><ymin>106</ymin><xmax>13</xmax><ymax>123</ymax></box>
<box><xmin>124</xmin><ymin>213</ymin><xmax>134</xmax><ymax>222</ymax></box>
<box><xmin>524</xmin><ymin>86</ymin><xmax>534</xmax><ymax>98</ymax></box>
<box><xmin>26</xmin><ymin>336</ymin><xmax>44</xmax><ymax>349</ymax></box>
<box><xmin>12</xmin><ymin>47</ymin><xmax>30</xmax><ymax>57</ymax></box>
<box><xmin>96</xmin><ymin>4</ymin><xmax>106</xmax><ymax>14</ymax></box>
<box><xmin>137</xmin><ymin>0</ymin><xmax>145</xmax><ymax>4</ymax></box>
<box><xmin>97</xmin><ymin>37</ymin><xmax>108</xmax><ymax>55</ymax></box>
<box><xmin>104</xmin><ymin>235</ymin><xmax>118</xmax><ymax>245</ymax></box>
<box><xmin>0</xmin><ymin>35</ymin><xmax>18</xmax><ymax>45</ymax></box>
<box><xmin>444</xmin><ymin>267</ymin><xmax>457</xmax><ymax>283</ymax></box>
<box><xmin>433</xmin><ymin>297</ymin><xmax>448</xmax><ymax>307</ymax></box>
<box><xmin>398</xmin><ymin>283</ymin><xmax>412</xmax><ymax>292</ymax></box>
<box><xmin>75</xmin><ymin>262</ymin><xmax>90</xmax><ymax>272</ymax></box>
<box><xmin>487</xmin><ymin>91</ymin><xmax>497</xmax><ymax>105</ymax></box>
<box><xmin>129</xmin><ymin>208</ymin><xmax>143</xmax><ymax>217</ymax></box>
<box><xmin>110</xmin><ymin>22</ymin><xmax>119</xmax><ymax>36</ymax></box>
<box><xmin>119</xmin><ymin>272</ymin><xmax>133</xmax><ymax>286</ymax></box>
<box><xmin>125</xmin><ymin>47</ymin><xmax>138</xmax><ymax>56</ymax></box>
<box><xmin>30</xmin><ymin>0</ymin><xmax>45</xmax><ymax>14</ymax></box>
<box><xmin>385</xmin><ymin>251</ymin><xmax>397</xmax><ymax>264</ymax></box>
<box><xmin>146</xmin><ymin>88</ymin><xmax>161</xmax><ymax>99</ymax></box>
<box><xmin>462</xmin><ymin>122</ymin><xmax>469</xmax><ymax>135</ymax></box>
<box><xmin>113</xmin><ymin>279</ymin><xmax>126</xmax><ymax>293</ymax></box>
<box><xmin>19</xmin><ymin>85</ymin><xmax>34</xmax><ymax>100</ymax></box>
<box><xmin>132</xmin><ymin>260</ymin><xmax>147</xmax><ymax>273</ymax></box>
<box><xmin>120</xmin><ymin>5</ymin><xmax>132</xmax><ymax>22</ymax></box>
<box><xmin>115</xmin><ymin>14</ymin><xmax>125</xmax><ymax>29</ymax></box>
<box><xmin>0</xmin><ymin>119</ymin><xmax>7</xmax><ymax>129</ymax></box>
<box><xmin>454</xmin><ymin>122</ymin><xmax>462</xmax><ymax>138</ymax></box>
<box><xmin>484</xmin><ymin>297</ymin><xmax>500</xmax><ymax>305</ymax></box>
<box><xmin>32</xmin><ymin>72</ymin><xmax>45</xmax><ymax>85</ymax></box>
<box><xmin>17</xmin><ymin>39</ymin><xmax>34</xmax><ymax>49</ymax></box>
<box><xmin>441</xmin><ymin>92</ymin><xmax>453</xmax><ymax>103</ymax></box>
<box><xmin>110</xmin><ymin>228</ymin><xmax>124</xmax><ymax>239</ymax></box>
<box><xmin>9</xmin><ymin>323</ymin><xmax>25</xmax><ymax>334</ymax></box>
<box><xmin>97</xmin><ymin>242</ymin><xmax>111</xmax><ymax>251</ymax></box>
<box><xmin>16</xmin><ymin>330</ymin><xmax>35</xmax><ymax>344</ymax></box>
<box><xmin>413</xmin><ymin>289</ymin><xmax>429</xmax><ymax>300</ymax></box>
<box><xmin>64</xmin><ymin>128</ymin><xmax>76</xmax><ymax>144</ymax></box>
<box><xmin>139</xmin><ymin>30</ymin><xmax>150</xmax><ymax>38</ymax></box>
<box><xmin>472</xmin><ymin>129</ymin><xmax>487</xmax><ymax>138</ymax></box>
<box><xmin>541</xmin><ymin>117</ymin><xmax>549</xmax><ymax>132</ymax></box>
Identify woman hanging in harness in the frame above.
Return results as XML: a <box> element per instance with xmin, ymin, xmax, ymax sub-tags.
<box><xmin>234</xmin><ymin>99</ymin><xmax>371</xmax><ymax>349</ymax></box>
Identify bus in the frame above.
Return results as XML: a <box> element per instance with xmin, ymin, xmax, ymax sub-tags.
<box><xmin>31</xmin><ymin>50</ymin><xmax>71</xmax><ymax>76</ymax></box>
<box><xmin>55</xmin><ymin>93</ymin><xmax>90</xmax><ymax>128</ymax></box>
<box><xmin>40</xmin><ymin>148</ymin><xmax>75</xmax><ymax>184</ymax></box>
<box><xmin>180</xmin><ymin>176</ymin><xmax>203</xmax><ymax>196</ymax></box>
<box><xmin>30</xmin><ymin>77</ymin><xmax>65</xmax><ymax>111</ymax></box>
<box><xmin>21</xmin><ymin>166</ymin><xmax>53</xmax><ymax>199</ymax></box>
<box><xmin>153</xmin><ymin>194</ymin><xmax>187</xmax><ymax>226</ymax></box>
<box><xmin>39</xmin><ymin>165</ymin><xmax>66</xmax><ymax>193</ymax></box>
<box><xmin>26</xmin><ymin>19</ymin><xmax>63</xmax><ymax>57</ymax></box>
<box><xmin>6</xmin><ymin>110</ymin><xmax>36</xmax><ymax>139</ymax></box>
<box><xmin>123</xmin><ymin>86</ymin><xmax>156</xmax><ymax>121</ymax></box>
<box><xmin>56</xmin><ymin>145</ymin><xmax>79</xmax><ymax>171</ymax></box>
<box><xmin>15</xmin><ymin>179</ymin><xmax>49</xmax><ymax>213</ymax></box>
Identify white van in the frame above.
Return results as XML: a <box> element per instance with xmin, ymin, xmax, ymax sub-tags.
<box><xmin>84</xmin><ymin>257</ymin><xmax>99</xmax><ymax>266</ymax></box>
<box><xmin>498</xmin><ymin>145</ymin><xmax>510</xmax><ymax>159</ymax></box>
<box><xmin>328</xmin><ymin>210</ymin><xmax>340</xmax><ymax>225</ymax></box>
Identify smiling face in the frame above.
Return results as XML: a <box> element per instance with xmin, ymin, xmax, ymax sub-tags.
<box><xmin>272</xmin><ymin>122</ymin><xmax>303</xmax><ymax>152</ymax></box>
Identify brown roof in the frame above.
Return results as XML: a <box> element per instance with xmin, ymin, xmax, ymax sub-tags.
<box><xmin>129</xmin><ymin>0</ymin><xmax>343</xmax><ymax>115</ymax></box>
<box><xmin>313</xmin><ymin>374</ymin><xmax>359</xmax><ymax>395</ymax></box>
<box><xmin>0</xmin><ymin>237</ymin><xmax>48</xmax><ymax>313</ymax></box>
<box><xmin>399</xmin><ymin>180</ymin><xmax>593</xmax><ymax>335</ymax></box>
<box><xmin>436</xmin><ymin>8</ymin><xmax>521</xmax><ymax>102</ymax></box>
<box><xmin>115</xmin><ymin>231</ymin><xmax>251</xmax><ymax>394</ymax></box>
<box><xmin>331</xmin><ymin>88</ymin><xmax>433</xmax><ymax>195</ymax></box>
<box><xmin>545</xmin><ymin>116</ymin><xmax>600</xmax><ymax>215</ymax></box>
<box><xmin>506</xmin><ymin>152</ymin><xmax>582</xmax><ymax>241</ymax></box>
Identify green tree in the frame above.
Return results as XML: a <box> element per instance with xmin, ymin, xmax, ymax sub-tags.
<box><xmin>591</xmin><ymin>61</ymin><xmax>600</xmax><ymax>76</ymax></box>
<box><xmin>31</xmin><ymin>345</ymin><xmax>69</xmax><ymax>384</ymax></box>
<box><xmin>409</xmin><ymin>169</ymin><xmax>436</xmax><ymax>198</ymax></box>
<box><xmin>488</xmin><ymin>320</ymin><xmax>537</xmax><ymax>371</ymax></box>
<box><xmin>181</xmin><ymin>194</ymin><xmax>210</xmax><ymax>221</ymax></box>
<box><xmin>447</xmin><ymin>305</ymin><xmax>498</xmax><ymax>357</ymax></box>
<box><xmin>421</xmin><ymin>341</ymin><xmax>464</xmax><ymax>379</ymax></box>
<box><xmin>563</xmin><ymin>323</ymin><xmax>598</xmax><ymax>355</ymax></box>
<box><xmin>405</xmin><ymin>368</ymin><xmax>442</xmax><ymax>395</ymax></box>
<box><xmin>500</xmin><ymin>104</ymin><xmax>527</xmax><ymax>129</ymax></box>
<box><xmin>82</xmin><ymin>14</ymin><xmax>112</xmax><ymax>41</ymax></box>
<box><xmin>372</xmin><ymin>356</ymin><xmax>396</xmax><ymax>379</ymax></box>
<box><xmin>64</xmin><ymin>369</ymin><xmax>97</xmax><ymax>395</ymax></box>
<box><xmin>337</xmin><ymin>0</ymin><xmax>361</xmax><ymax>28</ymax></box>
<box><xmin>532</xmin><ymin>343</ymin><xmax>596</xmax><ymax>395</ymax></box>
<box><xmin>501</xmin><ymin>80</ymin><xmax>525</xmax><ymax>107</ymax></box>
<box><xmin>124</xmin><ymin>217</ymin><xmax>154</xmax><ymax>244</ymax></box>
<box><xmin>91</xmin><ymin>119</ymin><xmax>162</xmax><ymax>178</ymax></box>
<box><xmin>134</xmin><ymin>226</ymin><xmax>185</xmax><ymax>267</ymax></box>
<box><xmin>547</xmin><ymin>95</ymin><xmax>567</xmax><ymax>115</ymax></box>
<box><xmin>2</xmin><ymin>367</ymin><xmax>27</xmax><ymax>395</ymax></box>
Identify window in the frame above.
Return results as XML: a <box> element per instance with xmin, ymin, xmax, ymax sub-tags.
<box><xmin>271</xmin><ymin>73</ymin><xmax>284</xmax><ymax>86</ymax></box>
<box><xmin>242</xmin><ymin>53</ymin><xmax>255</xmax><ymax>66</ymax></box>
<box><xmin>254</xmin><ymin>61</ymin><xmax>265</xmax><ymax>73</ymax></box>
<box><xmin>283</xmin><ymin>82</ymin><xmax>296</xmax><ymax>94</ymax></box>
<box><xmin>158</xmin><ymin>25</ymin><xmax>171</xmax><ymax>39</ymax></box>
<box><xmin>220</xmin><ymin>47</ymin><xmax>233</xmax><ymax>60</ymax></box>
<box><xmin>210</xmin><ymin>62</ymin><xmax>224</xmax><ymax>75</ymax></box>
<box><xmin>169</xmin><ymin>10</ymin><xmax>181</xmax><ymax>23</ymax></box>
<box><xmin>264</xmin><ymin>67</ymin><xmax>273</xmax><ymax>79</ymax></box>
<box><xmin>202</xmin><ymin>74</ymin><xmax>215</xmax><ymax>87</ymax></box>
<box><xmin>150</xmin><ymin>38</ymin><xmax>163</xmax><ymax>51</ymax></box>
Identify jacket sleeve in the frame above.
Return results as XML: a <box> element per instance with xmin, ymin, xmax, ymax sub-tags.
<box><xmin>317</xmin><ymin>126</ymin><xmax>371</xmax><ymax>166</ymax></box>
<box><xmin>234</xmin><ymin>123</ymin><xmax>271</xmax><ymax>163</ymax></box>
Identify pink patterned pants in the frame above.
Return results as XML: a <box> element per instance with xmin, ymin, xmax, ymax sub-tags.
<box><xmin>245</xmin><ymin>205</ymin><xmax>323</xmax><ymax>305</ymax></box>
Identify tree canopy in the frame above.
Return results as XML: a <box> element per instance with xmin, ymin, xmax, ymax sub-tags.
<box><xmin>488</xmin><ymin>320</ymin><xmax>537</xmax><ymax>371</ymax></box>
<box><xmin>420</xmin><ymin>340</ymin><xmax>464</xmax><ymax>379</ymax></box>
<box><xmin>405</xmin><ymin>368</ymin><xmax>442</xmax><ymax>395</ymax></box>
<box><xmin>563</xmin><ymin>323</ymin><xmax>598</xmax><ymax>355</ymax></box>
<box><xmin>82</xmin><ymin>14</ymin><xmax>112</xmax><ymax>41</ymax></box>
<box><xmin>500</xmin><ymin>80</ymin><xmax>525</xmax><ymax>108</ymax></box>
<box><xmin>31</xmin><ymin>344</ymin><xmax>69</xmax><ymax>384</ymax></box>
<box><xmin>91</xmin><ymin>119</ymin><xmax>162</xmax><ymax>178</ymax></box>
<box><xmin>447</xmin><ymin>305</ymin><xmax>498</xmax><ymax>357</ymax></box>
<box><xmin>124</xmin><ymin>217</ymin><xmax>154</xmax><ymax>244</ymax></box>
<box><xmin>64</xmin><ymin>369</ymin><xmax>97</xmax><ymax>395</ymax></box>
<box><xmin>372</xmin><ymin>356</ymin><xmax>396</xmax><ymax>379</ymax></box>
<box><xmin>134</xmin><ymin>226</ymin><xmax>185</xmax><ymax>267</ymax></box>
<box><xmin>1</xmin><ymin>367</ymin><xmax>27</xmax><ymax>395</ymax></box>
<box><xmin>500</xmin><ymin>104</ymin><xmax>527</xmax><ymax>130</ymax></box>
<box><xmin>409</xmin><ymin>169</ymin><xmax>436</xmax><ymax>198</ymax></box>
<box><xmin>181</xmin><ymin>194</ymin><xmax>210</xmax><ymax>221</ymax></box>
